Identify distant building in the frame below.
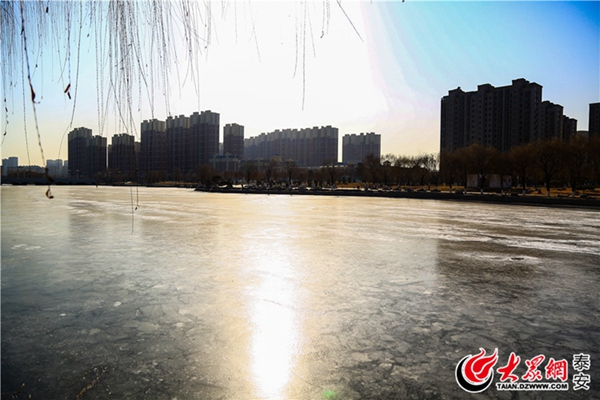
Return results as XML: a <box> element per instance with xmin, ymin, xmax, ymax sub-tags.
<box><xmin>440</xmin><ymin>78</ymin><xmax>577</xmax><ymax>153</ymax></box>
<box><xmin>140</xmin><ymin>119</ymin><xmax>167</xmax><ymax>176</ymax></box>
<box><xmin>108</xmin><ymin>133</ymin><xmax>138</xmax><ymax>178</ymax></box>
<box><xmin>2</xmin><ymin>156</ymin><xmax>18</xmax><ymax>176</ymax></box>
<box><xmin>224</xmin><ymin>123</ymin><xmax>244</xmax><ymax>160</ymax></box>
<box><xmin>539</xmin><ymin>101</ymin><xmax>563</xmax><ymax>141</ymax></box>
<box><xmin>210</xmin><ymin>154</ymin><xmax>240</xmax><ymax>173</ymax></box>
<box><xmin>68</xmin><ymin>127</ymin><xmax>92</xmax><ymax>178</ymax></box>
<box><xmin>590</xmin><ymin>102</ymin><xmax>600</xmax><ymax>137</ymax></box>
<box><xmin>189</xmin><ymin>110</ymin><xmax>220</xmax><ymax>169</ymax></box>
<box><xmin>342</xmin><ymin>133</ymin><xmax>381</xmax><ymax>164</ymax></box>
<box><xmin>166</xmin><ymin>114</ymin><xmax>190</xmax><ymax>175</ymax></box>
<box><xmin>140</xmin><ymin>111</ymin><xmax>220</xmax><ymax>179</ymax></box>
<box><xmin>46</xmin><ymin>159</ymin><xmax>68</xmax><ymax>177</ymax></box>
<box><xmin>562</xmin><ymin>116</ymin><xmax>577</xmax><ymax>141</ymax></box>
<box><xmin>67</xmin><ymin>127</ymin><xmax>106</xmax><ymax>178</ymax></box>
<box><xmin>244</xmin><ymin>126</ymin><xmax>338</xmax><ymax>167</ymax></box>
<box><xmin>89</xmin><ymin>135</ymin><xmax>107</xmax><ymax>178</ymax></box>
<box><xmin>16</xmin><ymin>165</ymin><xmax>46</xmax><ymax>175</ymax></box>
<box><xmin>244</xmin><ymin>133</ymin><xmax>267</xmax><ymax>161</ymax></box>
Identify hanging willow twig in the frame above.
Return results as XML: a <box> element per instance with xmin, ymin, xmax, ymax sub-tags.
<box><xmin>1</xmin><ymin>1</ymin><xmax>365</xmax><ymax>198</ymax></box>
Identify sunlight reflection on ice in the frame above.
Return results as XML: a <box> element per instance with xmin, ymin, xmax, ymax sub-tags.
<box><xmin>248</xmin><ymin>253</ymin><xmax>299</xmax><ymax>399</ymax></box>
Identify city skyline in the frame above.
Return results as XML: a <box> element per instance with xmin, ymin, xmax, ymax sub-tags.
<box><xmin>441</xmin><ymin>78</ymin><xmax>581</xmax><ymax>154</ymax></box>
<box><xmin>3</xmin><ymin>84</ymin><xmax>596</xmax><ymax>173</ymax></box>
<box><xmin>2</xmin><ymin>1</ymin><xmax>598</xmax><ymax>166</ymax></box>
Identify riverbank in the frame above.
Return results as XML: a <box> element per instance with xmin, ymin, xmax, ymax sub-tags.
<box><xmin>195</xmin><ymin>186</ymin><xmax>600</xmax><ymax>209</ymax></box>
<box><xmin>4</xmin><ymin>177</ymin><xmax>599</xmax><ymax>209</ymax></box>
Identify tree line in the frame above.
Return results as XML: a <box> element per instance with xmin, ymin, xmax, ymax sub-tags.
<box><xmin>99</xmin><ymin>135</ymin><xmax>600</xmax><ymax>196</ymax></box>
<box><xmin>356</xmin><ymin>135</ymin><xmax>599</xmax><ymax>196</ymax></box>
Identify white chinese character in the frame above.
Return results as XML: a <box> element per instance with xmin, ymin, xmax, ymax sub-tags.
<box><xmin>572</xmin><ymin>372</ymin><xmax>591</xmax><ymax>391</ymax></box>
<box><xmin>572</xmin><ymin>353</ymin><xmax>591</xmax><ymax>372</ymax></box>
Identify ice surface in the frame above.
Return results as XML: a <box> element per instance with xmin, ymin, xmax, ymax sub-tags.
<box><xmin>1</xmin><ymin>186</ymin><xmax>599</xmax><ymax>399</ymax></box>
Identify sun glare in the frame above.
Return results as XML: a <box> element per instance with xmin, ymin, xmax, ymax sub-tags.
<box><xmin>247</xmin><ymin>245</ymin><xmax>301</xmax><ymax>399</ymax></box>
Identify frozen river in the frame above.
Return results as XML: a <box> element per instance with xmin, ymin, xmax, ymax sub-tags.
<box><xmin>2</xmin><ymin>186</ymin><xmax>599</xmax><ymax>399</ymax></box>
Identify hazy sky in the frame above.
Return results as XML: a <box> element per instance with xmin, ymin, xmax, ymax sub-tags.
<box><xmin>2</xmin><ymin>1</ymin><xmax>599</xmax><ymax>166</ymax></box>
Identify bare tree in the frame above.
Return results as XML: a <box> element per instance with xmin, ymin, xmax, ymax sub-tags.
<box><xmin>440</xmin><ymin>150</ymin><xmax>457</xmax><ymax>193</ymax></box>
<box><xmin>264</xmin><ymin>158</ymin><xmax>280</xmax><ymax>188</ymax></box>
<box><xmin>588</xmin><ymin>135</ymin><xmax>600</xmax><ymax>187</ymax></box>
<box><xmin>321</xmin><ymin>159</ymin><xmax>339</xmax><ymax>187</ymax></box>
<box><xmin>394</xmin><ymin>156</ymin><xmax>412</xmax><ymax>186</ymax></box>
<box><xmin>355</xmin><ymin>162</ymin><xmax>367</xmax><ymax>188</ymax></box>
<box><xmin>196</xmin><ymin>164</ymin><xmax>214</xmax><ymax>187</ymax></box>
<box><xmin>508</xmin><ymin>143</ymin><xmax>534</xmax><ymax>195</ymax></box>
<box><xmin>424</xmin><ymin>153</ymin><xmax>440</xmax><ymax>190</ymax></box>
<box><xmin>453</xmin><ymin>147</ymin><xmax>471</xmax><ymax>191</ymax></box>
<box><xmin>172</xmin><ymin>167</ymin><xmax>183</xmax><ymax>183</ymax></box>
<box><xmin>412</xmin><ymin>154</ymin><xmax>429</xmax><ymax>188</ymax></box>
<box><xmin>306</xmin><ymin>169</ymin><xmax>315</xmax><ymax>187</ymax></box>
<box><xmin>284</xmin><ymin>160</ymin><xmax>298</xmax><ymax>188</ymax></box>
<box><xmin>363</xmin><ymin>153</ymin><xmax>381</xmax><ymax>186</ymax></box>
<box><xmin>495</xmin><ymin>151</ymin><xmax>512</xmax><ymax>196</ymax></box>
<box><xmin>313</xmin><ymin>168</ymin><xmax>325</xmax><ymax>188</ymax></box>
<box><xmin>468</xmin><ymin>144</ymin><xmax>499</xmax><ymax>194</ymax></box>
<box><xmin>343</xmin><ymin>163</ymin><xmax>357</xmax><ymax>186</ymax></box>
<box><xmin>380</xmin><ymin>154</ymin><xmax>397</xmax><ymax>188</ymax></box>
<box><xmin>563</xmin><ymin>135</ymin><xmax>588</xmax><ymax>197</ymax></box>
<box><xmin>241</xmin><ymin>160</ymin><xmax>258</xmax><ymax>189</ymax></box>
<box><xmin>533</xmin><ymin>138</ymin><xmax>563</xmax><ymax>197</ymax></box>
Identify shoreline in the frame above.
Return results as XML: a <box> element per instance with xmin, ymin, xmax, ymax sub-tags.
<box><xmin>195</xmin><ymin>186</ymin><xmax>600</xmax><ymax>209</ymax></box>
<box><xmin>3</xmin><ymin>179</ymin><xmax>599</xmax><ymax>209</ymax></box>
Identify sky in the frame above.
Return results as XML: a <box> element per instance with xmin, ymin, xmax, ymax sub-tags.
<box><xmin>1</xmin><ymin>0</ymin><xmax>599</xmax><ymax>166</ymax></box>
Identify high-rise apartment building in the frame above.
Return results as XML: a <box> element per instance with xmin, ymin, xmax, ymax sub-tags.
<box><xmin>310</xmin><ymin>125</ymin><xmax>338</xmax><ymax>166</ymax></box>
<box><xmin>562</xmin><ymin>116</ymin><xmax>577</xmax><ymax>141</ymax></box>
<box><xmin>342</xmin><ymin>133</ymin><xmax>381</xmax><ymax>164</ymax></box>
<box><xmin>68</xmin><ymin>127</ymin><xmax>92</xmax><ymax>178</ymax></box>
<box><xmin>89</xmin><ymin>135</ymin><xmax>108</xmax><ymax>178</ymax></box>
<box><xmin>440</xmin><ymin>79</ymin><xmax>576</xmax><ymax>153</ymax></box>
<box><xmin>210</xmin><ymin>154</ymin><xmax>240</xmax><ymax>173</ymax></box>
<box><xmin>245</xmin><ymin>133</ymin><xmax>268</xmax><ymax>161</ymax></box>
<box><xmin>141</xmin><ymin>111</ymin><xmax>220</xmax><ymax>178</ymax></box>
<box><xmin>46</xmin><ymin>159</ymin><xmax>67</xmax><ymax>177</ymax></box>
<box><xmin>223</xmin><ymin>123</ymin><xmax>244</xmax><ymax>160</ymax></box>
<box><xmin>244</xmin><ymin>126</ymin><xmax>338</xmax><ymax>167</ymax></box>
<box><xmin>2</xmin><ymin>156</ymin><xmax>18</xmax><ymax>176</ymax></box>
<box><xmin>590</xmin><ymin>103</ymin><xmax>600</xmax><ymax>137</ymax></box>
<box><xmin>166</xmin><ymin>115</ymin><xmax>190</xmax><ymax>174</ymax></box>
<box><xmin>140</xmin><ymin>119</ymin><xmax>167</xmax><ymax>175</ymax></box>
<box><xmin>539</xmin><ymin>101</ymin><xmax>563</xmax><ymax>141</ymax></box>
<box><xmin>508</xmin><ymin>79</ymin><xmax>543</xmax><ymax>146</ymax></box>
<box><xmin>189</xmin><ymin>110</ymin><xmax>220</xmax><ymax>169</ymax></box>
<box><xmin>67</xmin><ymin>127</ymin><xmax>106</xmax><ymax>178</ymax></box>
<box><xmin>108</xmin><ymin>133</ymin><xmax>138</xmax><ymax>177</ymax></box>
